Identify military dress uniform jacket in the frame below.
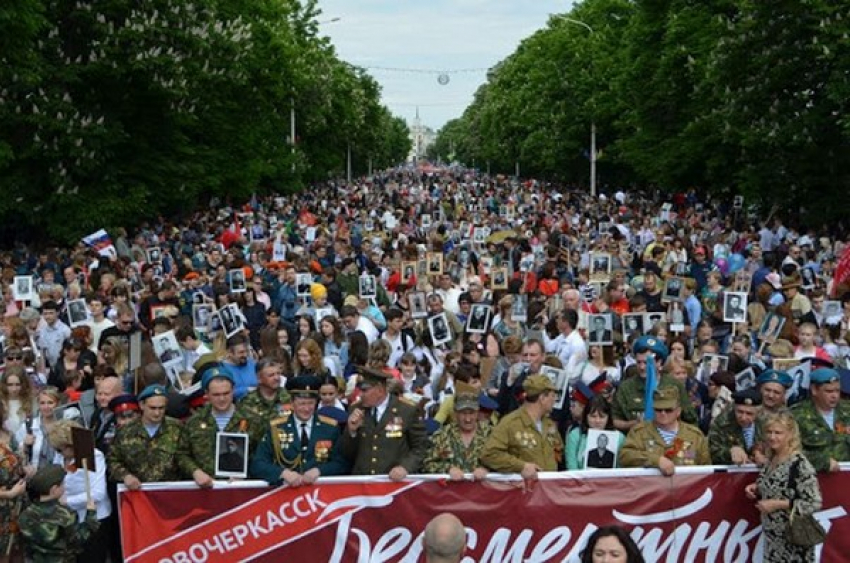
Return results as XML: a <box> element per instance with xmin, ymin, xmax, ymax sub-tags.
<box><xmin>423</xmin><ymin>422</ymin><xmax>491</xmax><ymax>474</ymax></box>
<box><xmin>792</xmin><ymin>399</ymin><xmax>850</xmax><ymax>472</ymax></box>
<box><xmin>620</xmin><ymin>422</ymin><xmax>711</xmax><ymax>468</ymax></box>
<box><xmin>108</xmin><ymin>417</ymin><xmax>183</xmax><ymax>483</ymax></box>
<box><xmin>18</xmin><ymin>501</ymin><xmax>99</xmax><ymax>563</ymax></box>
<box><xmin>612</xmin><ymin>374</ymin><xmax>698</xmax><ymax>425</ymax></box>
<box><xmin>250</xmin><ymin>411</ymin><xmax>349</xmax><ymax>485</ymax></box>
<box><xmin>340</xmin><ymin>396</ymin><xmax>427</xmax><ymax>475</ymax></box>
<box><xmin>176</xmin><ymin>404</ymin><xmax>265</xmax><ymax>478</ymax></box>
<box><xmin>479</xmin><ymin>408</ymin><xmax>564</xmax><ymax>472</ymax></box>
<box><xmin>707</xmin><ymin>406</ymin><xmax>764</xmax><ymax>465</ymax></box>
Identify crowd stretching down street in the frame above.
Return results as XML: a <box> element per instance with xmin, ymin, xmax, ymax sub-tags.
<box><xmin>0</xmin><ymin>168</ymin><xmax>848</xmax><ymax>562</ymax></box>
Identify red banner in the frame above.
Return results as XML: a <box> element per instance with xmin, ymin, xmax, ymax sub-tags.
<box><xmin>120</xmin><ymin>468</ymin><xmax>850</xmax><ymax>562</ymax></box>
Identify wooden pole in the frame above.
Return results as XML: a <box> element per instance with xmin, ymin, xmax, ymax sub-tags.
<box><xmin>82</xmin><ymin>458</ymin><xmax>92</xmax><ymax>507</ymax></box>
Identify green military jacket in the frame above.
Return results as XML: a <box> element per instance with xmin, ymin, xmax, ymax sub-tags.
<box><xmin>612</xmin><ymin>374</ymin><xmax>697</xmax><ymax>425</ymax></box>
<box><xmin>108</xmin><ymin>417</ymin><xmax>183</xmax><ymax>483</ymax></box>
<box><xmin>19</xmin><ymin>500</ymin><xmax>98</xmax><ymax>563</ymax></box>
<box><xmin>176</xmin><ymin>404</ymin><xmax>265</xmax><ymax>478</ymax></box>
<box><xmin>249</xmin><ymin>411</ymin><xmax>349</xmax><ymax>485</ymax></box>
<box><xmin>340</xmin><ymin>396</ymin><xmax>428</xmax><ymax>475</ymax></box>
<box><xmin>792</xmin><ymin>399</ymin><xmax>850</xmax><ymax>472</ymax></box>
<box><xmin>424</xmin><ymin>422</ymin><xmax>492</xmax><ymax>474</ymax></box>
<box><xmin>707</xmin><ymin>406</ymin><xmax>765</xmax><ymax>464</ymax></box>
<box><xmin>620</xmin><ymin>421</ymin><xmax>711</xmax><ymax>469</ymax></box>
<box><xmin>238</xmin><ymin>388</ymin><xmax>292</xmax><ymax>424</ymax></box>
<box><xmin>480</xmin><ymin>408</ymin><xmax>563</xmax><ymax>473</ymax></box>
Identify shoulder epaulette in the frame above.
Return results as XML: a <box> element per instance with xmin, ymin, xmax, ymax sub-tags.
<box><xmin>398</xmin><ymin>396</ymin><xmax>418</xmax><ymax>407</ymax></box>
<box><xmin>271</xmin><ymin>412</ymin><xmax>291</xmax><ymax>425</ymax></box>
<box><xmin>318</xmin><ymin>415</ymin><xmax>337</xmax><ymax>426</ymax></box>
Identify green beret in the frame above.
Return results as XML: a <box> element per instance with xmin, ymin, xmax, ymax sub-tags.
<box><xmin>138</xmin><ymin>384</ymin><xmax>168</xmax><ymax>402</ymax></box>
<box><xmin>29</xmin><ymin>465</ymin><xmax>66</xmax><ymax>496</ymax></box>
<box><xmin>633</xmin><ymin>336</ymin><xmax>669</xmax><ymax>362</ymax></box>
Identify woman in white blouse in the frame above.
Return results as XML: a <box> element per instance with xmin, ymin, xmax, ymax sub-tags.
<box><xmin>48</xmin><ymin>419</ymin><xmax>111</xmax><ymax>563</ymax></box>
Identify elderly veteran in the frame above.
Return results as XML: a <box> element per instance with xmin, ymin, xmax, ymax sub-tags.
<box><xmin>612</xmin><ymin>336</ymin><xmax>697</xmax><ymax>432</ymax></box>
<box><xmin>176</xmin><ymin>367</ymin><xmax>265</xmax><ymax>488</ymax></box>
<box><xmin>424</xmin><ymin>382</ymin><xmax>491</xmax><ymax>480</ymax></box>
<box><xmin>756</xmin><ymin>369</ymin><xmax>793</xmax><ymax>416</ymax></box>
<box><xmin>480</xmin><ymin>375</ymin><xmax>564</xmax><ymax>479</ymax></box>
<box><xmin>621</xmin><ymin>387</ymin><xmax>711</xmax><ymax>476</ymax></box>
<box><xmin>792</xmin><ymin>367</ymin><xmax>850</xmax><ymax>472</ymax></box>
<box><xmin>708</xmin><ymin>389</ymin><xmax>765</xmax><ymax>465</ymax></box>
<box><xmin>250</xmin><ymin>375</ymin><xmax>349</xmax><ymax>486</ymax></box>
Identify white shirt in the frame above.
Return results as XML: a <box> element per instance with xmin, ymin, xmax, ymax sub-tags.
<box><xmin>355</xmin><ymin>316</ymin><xmax>380</xmax><ymax>344</ymax></box>
<box><xmin>85</xmin><ymin>317</ymin><xmax>115</xmax><ymax>354</ymax></box>
<box><xmin>52</xmin><ymin>449</ymin><xmax>111</xmax><ymax>521</ymax></box>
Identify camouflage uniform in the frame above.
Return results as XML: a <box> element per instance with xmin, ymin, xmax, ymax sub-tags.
<box><xmin>480</xmin><ymin>408</ymin><xmax>563</xmax><ymax>472</ymax></box>
<box><xmin>707</xmin><ymin>406</ymin><xmax>764</xmax><ymax>464</ymax></box>
<box><xmin>340</xmin><ymin>396</ymin><xmax>428</xmax><ymax>475</ymax></box>
<box><xmin>108</xmin><ymin>417</ymin><xmax>183</xmax><ymax>483</ymax></box>
<box><xmin>424</xmin><ymin>422</ymin><xmax>492</xmax><ymax>473</ymax></box>
<box><xmin>612</xmin><ymin>374</ymin><xmax>697</xmax><ymax>425</ymax></box>
<box><xmin>238</xmin><ymin>388</ymin><xmax>292</xmax><ymax>424</ymax></box>
<box><xmin>176</xmin><ymin>404</ymin><xmax>265</xmax><ymax>478</ymax></box>
<box><xmin>250</xmin><ymin>411</ymin><xmax>349</xmax><ymax>485</ymax></box>
<box><xmin>18</xmin><ymin>500</ymin><xmax>99</xmax><ymax>563</ymax></box>
<box><xmin>792</xmin><ymin>399</ymin><xmax>850</xmax><ymax>472</ymax></box>
<box><xmin>620</xmin><ymin>421</ymin><xmax>711</xmax><ymax>468</ymax></box>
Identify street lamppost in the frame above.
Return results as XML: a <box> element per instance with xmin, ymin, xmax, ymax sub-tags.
<box><xmin>552</xmin><ymin>15</ymin><xmax>597</xmax><ymax>197</ymax></box>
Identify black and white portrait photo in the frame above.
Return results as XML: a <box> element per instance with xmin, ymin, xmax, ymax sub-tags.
<box><xmin>510</xmin><ymin>294</ymin><xmax>528</xmax><ymax>323</ymax></box>
<box><xmin>590</xmin><ymin>253</ymin><xmax>611</xmax><ymax>279</ymax></box>
<box><xmin>67</xmin><ymin>299</ymin><xmax>90</xmax><ymax>327</ymax></box>
<box><xmin>428</xmin><ymin>313</ymin><xmax>452</xmax><ymax>346</ymax></box>
<box><xmin>152</xmin><ymin>330</ymin><xmax>183</xmax><ymax>366</ymax></box>
<box><xmin>218</xmin><ymin>304</ymin><xmax>243</xmax><ymax>338</ymax></box>
<box><xmin>146</xmin><ymin>247</ymin><xmax>162</xmax><ymax>264</ymax></box>
<box><xmin>359</xmin><ymin>275</ymin><xmax>377</xmax><ymax>299</ymax></box>
<box><xmin>215</xmin><ymin>432</ymin><xmax>248</xmax><ymax>478</ymax></box>
<box><xmin>296</xmin><ymin>273</ymin><xmax>312</xmax><ymax>297</ymax></box>
<box><xmin>723</xmin><ymin>292</ymin><xmax>748</xmax><ymax>323</ymax></box>
<box><xmin>466</xmin><ymin>304</ymin><xmax>491</xmax><ymax>334</ymax></box>
<box><xmin>758</xmin><ymin>312</ymin><xmax>785</xmax><ymax>344</ymax></box>
<box><xmin>427</xmin><ymin>253</ymin><xmax>444</xmax><ymax>275</ymax></box>
<box><xmin>587</xmin><ymin>314</ymin><xmax>613</xmax><ymax>346</ymax></box>
<box><xmin>409</xmin><ymin>291</ymin><xmax>428</xmax><ymax>319</ymax></box>
<box><xmin>401</xmin><ymin>262</ymin><xmax>417</xmax><ymax>284</ymax></box>
<box><xmin>699</xmin><ymin>354</ymin><xmax>729</xmax><ymax>384</ymax></box>
<box><xmin>490</xmin><ymin>267</ymin><xmax>508</xmax><ymax>290</ymax></box>
<box><xmin>622</xmin><ymin>313</ymin><xmax>644</xmax><ymax>344</ymax></box>
<box><xmin>643</xmin><ymin>312</ymin><xmax>666</xmax><ymax>333</ymax></box>
<box><xmin>584</xmin><ymin>429</ymin><xmax>619</xmax><ymax>469</ymax></box>
<box><xmin>662</xmin><ymin>277</ymin><xmax>684</xmax><ymax>302</ymax></box>
<box><xmin>800</xmin><ymin>267</ymin><xmax>817</xmax><ymax>290</ymax></box>
<box><xmin>229</xmin><ymin>269</ymin><xmax>246</xmax><ymax>293</ymax></box>
<box><xmin>12</xmin><ymin>276</ymin><xmax>35</xmax><ymax>302</ymax></box>
<box><xmin>193</xmin><ymin>303</ymin><xmax>214</xmax><ymax>332</ymax></box>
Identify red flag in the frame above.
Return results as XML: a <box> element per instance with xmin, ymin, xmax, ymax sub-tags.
<box><xmin>833</xmin><ymin>244</ymin><xmax>850</xmax><ymax>297</ymax></box>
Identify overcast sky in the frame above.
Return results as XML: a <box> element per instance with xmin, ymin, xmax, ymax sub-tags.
<box><xmin>316</xmin><ymin>0</ymin><xmax>575</xmax><ymax>132</ymax></box>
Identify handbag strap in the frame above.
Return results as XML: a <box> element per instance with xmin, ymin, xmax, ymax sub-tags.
<box><xmin>786</xmin><ymin>455</ymin><xmax>801</xmax><ymax>508</ymax></box>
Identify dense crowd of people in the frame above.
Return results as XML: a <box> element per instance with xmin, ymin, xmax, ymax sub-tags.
<box><xmin>0</xmin><ymin>168</ymin><xmax>848</xmax><ymax>562</ymax></box>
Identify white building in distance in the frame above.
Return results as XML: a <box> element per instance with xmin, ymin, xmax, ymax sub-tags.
<box><xmin>408</xmin><ymin>107</ymin><xmax>437</xmax><ymax>163</ymax></box>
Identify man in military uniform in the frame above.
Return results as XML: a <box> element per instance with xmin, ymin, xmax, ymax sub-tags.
<box><xmin>176</xmin><ymin>367</ymin><xmax>265</xmax><ymax>487</ymax></box>
<box><xmin>239</xmin><ymin>358</ymin><xmax>291</xmax><ymax>422</ymax></box>
<box><xmin>19</xmin><ymin>465</ymin><xmax>99</xmax><ymax>563</ymax></box>
<box><xmin>424</xmin><ymin>382</ymin><xmax>491</xmax><ymax>480</ymax></box>
<box><xmin>757</xmin><ymin>369</ymin><xmax>792</xmax><ymax>416</ymax></box>
<box><xmin>250</xmin><ymin>375</ymin><xmax>349</xmax><ymax>486</ymax></box>
<box><xmin>708</xmin><ymin>388</ymin><xmax>765</xmax><ymax>465</ymax></box>
<box><xmin>613</xmin><ymin>336</ymin><xmax>697</xmax><ymax>431</ymax></box>
<box><xmin>793</xmin><ymin>367</ymin><xmax>850</xmax><ymax>472</ymax></box>
<box><xmin>480</xmin><ymin>375</ymin><xmax>564</xmax><ymax>479</ymax></box>
<box><xmin>621</xmin><ymin>387</ymin><xmax>711</xmax><ymax>475</ymax></box>
<box><xmin>108</xmin><ymin>384</ymin><xmax>183</xmax><ymax>489</ymax></box>
<box><xmin>341</xmin><ymin>367</ymin><xmax>428</xmax><ymax>480</ymax></box>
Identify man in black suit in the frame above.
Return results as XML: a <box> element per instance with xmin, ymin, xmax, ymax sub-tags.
<box><xmin>590</xmin><ymin>316</ymin><xmax>612</xmax><ymax>344</ymax></box>
<box><xmin>587</xmin><ymin>433</ymin><xmax>615</xmax><ymax>469</ymax></box>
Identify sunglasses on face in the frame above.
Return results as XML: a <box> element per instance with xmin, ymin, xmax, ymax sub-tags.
<box><xmin>654</xmin><ymin>408</ymin><xmax>676</xmax><ymax>414</ymax></box>
<box><xmin>5</xmin><ymin>355</ymin><xmax>23</xmax><ymax>361</ymax></box>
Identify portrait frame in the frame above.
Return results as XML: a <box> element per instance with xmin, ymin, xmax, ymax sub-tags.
<box><xmin>12</xmin><ymin>276</ymin><xmax>35</xmax><ymax>302</ymax></box>
<box><xmin>67</xmin><ymin>298</ymin><xmax>91</xmax><ymax>328</ymax></box>
<box><xmin>587</xmin><ymin>314</ymin><xmax>614</xmax><ymax>346</ymax></box>
<box><xmin>583</xmin><ymin>429</ymin><xmax>619</xmax><ymax>470</ymax></box>
<box><xmin>152</xmin><ymin>329</ymin><xmax>183</xmax><ymax>368</ymax></box>
<box><xmin>540</xmin><ymin>365</ymin><xmax>569</xmax><ymax>411</ymax></box>
<box><xmin>215</xmin><ymin>432</ymin><xmax>249</xmax><ymax>479</ymax></box>
<box><xmin>228</xmin><ymin>268</ymin><xmax>247</xmax><ymax>294</ymax></box>
<box><xmin>490</xmin><ymin>267</ymin><xmax>508</xmax><ymax>290</ymax></box>
<box><xmin>295</xmin><ymin>273</ymin><xmax>312</xmax><ymax>298</ymax></box>
<box><xmin>358</xmin><ymin>275</ymin><xmax>377</xmax><ymax>299</ymax></box>
<box><xmin>757</xmin><ymin>312</ymin><xmax>786</xmax><ymax>344</ymax></box>
<box><xmin>409</xmin><ymin>291</ymin><xmax>428</xmax><ymax>319</ymax></box>
<box><xmin>401</xmin><ymin>262</ymin><xmax>417</xmax><ymax>285</ymax></box>
<box><xmin>426</xmin><ymin>253</ymin><xmax>444</xmax><ymax>276</ymax></box>
<box><xmin>662</xmin><ymin>277</ymin><xmax>685</xmax><ymax>303</ymax></box>
<box><xmin>427</xmin><ymin>312</ymin><xmax>452</xmax><ymax>347</ymax></box>
<box><xmin>465</xmin><ymin>304</ymin><xmax>492</xmax><ymax>334</ymax></box>
<box><xmin>723</xmin><ymin>291</ymin><xmax>748</xmax><ymax>324</ymax></box>
<box><xmin>193</xmin><ymin>303</ymin><xmax>215</xmax><ymax>333</ymax></box>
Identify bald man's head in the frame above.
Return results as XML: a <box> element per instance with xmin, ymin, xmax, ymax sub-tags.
<box><xmin>96</xmin><ymin>376</ymin><xmax>123</xmax><ymax>409</ymax></box>
<box><xmin>423</xmin><ymin>513</ymin><xmax>466</xmax><ymax>563</ymax></box>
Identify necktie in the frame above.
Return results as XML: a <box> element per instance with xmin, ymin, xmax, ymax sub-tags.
<box><xmin>300</xmin><ymin>422</ymin><xmax>309</xmax><ymax>449</ymax></box>
<box><xmin>371</xmin><ymin>408</ymin><xmax>379</xmax><ymax>424</ymax></box>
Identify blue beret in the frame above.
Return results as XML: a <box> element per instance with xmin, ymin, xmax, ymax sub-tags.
<box><xmin>757</xmin><ymin>369</ymin><xmax>793</xmax><ymax>388</ymax></box>
<box><xmin>478</xmin><ymin>393</ymin><xmax>499</xmax><ymax>412</ymax></box>
<box><xmin>633</xmin><ymin>335</ymin><xmax>668</xmax><ymax>362</ymax></box>
<box><xmin>201</xmin><ymin>367</ymin><xmax>234</xmax><ymax>391</ymax></box>
<box><xmin>138</xmin><ymin>384</ymin><xmax>168</xmax><ymax>402</ymax></box>
<box><xmin>424</xmin><ymin>418</ymin><xmax>442</xmax><ymax>436</ymax></box>
<box><xmin>810</xmin><ymin>368</ymin><xmax>840</xmax><ymax>385</ymax></box>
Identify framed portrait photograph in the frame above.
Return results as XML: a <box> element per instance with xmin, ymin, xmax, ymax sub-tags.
<box><xmin>723</xmin><ymin>292</ymin><xmax>748</xmax><ymax>324</ymax></box>
<box><xmin>698</xmin><ymin>354</ymin><xmax>729</xmax><ymax>383</ymax></box>
<box><xmin>359</xmin><ymin>275</ymin><xmax>377</xmax><ymax>299</ymax></box>
<box><xmin>152</xmin><ymin>330</ymin><xmax>183</xmax><ymax>367</ymax></box>
<box><xmin>510</xmin><ymin>294</ymin><xmax>528</xmax><ymax>323</ymax></box>
<box><xmin>12</xmin><ymin>276</ymin><xmax>35</xmax><ymax>302</ymax></box>
<box><xmin>589</xmin><ymin>253</ymin><xmax>612</xmax><ymax>281</ymax></box>
<box><xmin>146</xmin><ymin>247</ymin><xmax>162</xmax><ymax>264</ymax></box>
<box><xmin>192</xmin><ymin>291</ymin><xmax>206</xmax><ymax>305</ymax></box>
<box><xmin>622</xmin><ymin>313</ymin><xmax>645</xmax><ymax>344</ymax></box>
<box><xmin>401</xmin><ymin>262</ymin><xmax>417</xmax><ymax>285</ymax></box>
<box><xmin>54</xmin><ymin>402</ymin><xmax>87</xmax><ymax>428</ymax></box>
<box><xmin>472</xmin><ymin>227</ymin><xmax>487</xmax><ymax>246</ymax></box>
<box><xmin>668</xmin><ymin>302</ymin><xmax>686</xmax><ymax>333</ymax></box>
<box><xmin>643</xmin><ymin>312</ymin><xmax>666</xmax><ymax>333</ymax></box>
<box><xmin>823</xmin><ymin>300</ymin><xmax>842</xmax><ymax>320</ymax></box>
<box><xmin>662</xmin><ymin>277</ymin><xmax>685</xmax><ymax>303</ymax></box>
<box><xmin>193</xmin><ymin>303</ymin><xmax>214</xmax><ymax>332</ymax></box>
<box><xmin>296</xmin><ymin>273</ymin><xmax>312</xmax><ymax>297</ymax></box>
<box><xmin>67</xmin><ymin>299</ymin><xmax>90</xmax><ymax>328</ymax></box>
<box><xmin>540</xmin><ymin>365</ymin><xmax>569</xmax><ymax>411</ymax></box>
<box><xmin>421</xmin><ymin>214</ymin><xmax>432</xmax><ymax>230</ymax></box>
<box><xmin>426</xmin><ymin>253</ymin><xmax>444</xmax><ymax>276</ymax></box>
<box><xmin>409</xmin><ymin>291</ymin><xmax>428</xmax><ymax>319</ymax></box>
<box><xmin>772</xmin><ymin>358</ymin><xmax>801</xmax><ymax>373</ymax></box>
<box><xmin>217</xmin><ymin>303</ymin><xmax>243</xmax><ymax>339</ymax></box>
<box><xmin>490</xmin><ymin>267</ymin><xmax>508</xmax><ymax>290</ymax></box>
<box><xmin>587</xmin><ymin>314</ymin><xmax>614</xmax><ymax>346</ymax></box>
<box><xmin>735</xmin><ymin>367</ymin><xmax>757</xmax><ymax>391</ymax></box>
<box><xmin>428</xmin><ymin>312</ymin><xmax>452</xmax><ymax>346</ymax></box>
<box><xmin>479</xmin><ymin>255</ymin><xmax>493</xmax><ymax>275</ymax></box>
<box><xmin>466</xmin><ymin>304</ymin><xmax>492</xmax><ymax>334</ymax></box>
<box><xmin>229</xmin><ymin>269</ymin><xmax>247</xmax><ymax>293</ymax></box>
<box><xmin>800</xmin><ymin>267</ymin><xmax>817</xmax><ymax>290</ymax></box>
<box><xmin>215</xmin><ymin>432</ymin><xmax>249</xmax><ymax>479</ymax></box>
<box><xmin>584</xmin><ymin>429</ymin><xmax>619</xmax><ymax>469</ymax></box>
<box><xmin>733</xmin><ymin>271</ymin><xmax>752</xmax><ymax>293</ymax></box>
<box><xmin>758</xmin><ymin>312</ymin><xmax>786</xmax><ymax>344</ymax></box>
